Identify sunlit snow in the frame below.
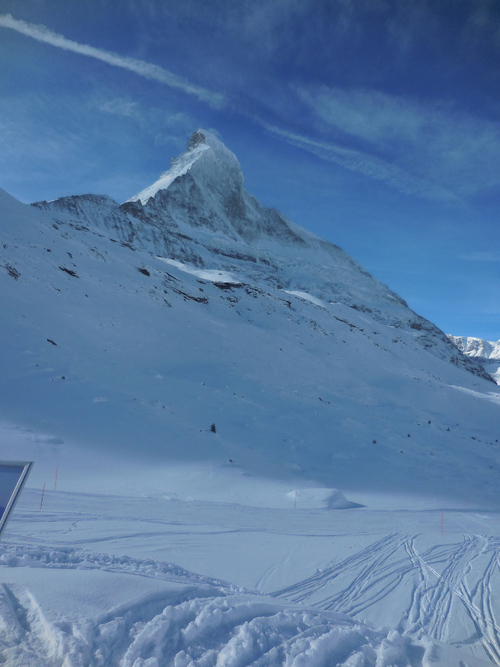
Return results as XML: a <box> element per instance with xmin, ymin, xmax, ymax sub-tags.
<box><xmin>157</xmin><ymin>256</ymin><xmax>239</xmax><ymax>284</ymax></box>
<box><xmin>0</xmin><ymin>131</ymin><xmax>499</xmax><ymax>666</ymax></box>
<box><xmin>126</xmin><ymin>141</ymin><xmax>210</xmax><ymax>205</ymax></box>
<box><xmin>283</xmin><ymin>290</ymin><xmax>326</xmax><ymax>308</ymax></box>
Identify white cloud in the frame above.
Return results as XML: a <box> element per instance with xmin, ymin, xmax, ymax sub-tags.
<box><xmin>99</xmin><ymin>99</ymin><xmax>140</xmax><ymax>118</ymax></box>
<box><xmin>0</xmin><ymin>14</ymin><xmax>225</xmax><ymax>108</ymax></box>
<box><xmin>297</xmin><ymin>86</ymin><xmax>425</xmax><ymax>148</ymax></box>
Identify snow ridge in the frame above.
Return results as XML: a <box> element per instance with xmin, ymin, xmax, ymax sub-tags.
<box><xmin>126</xmin><ymin>138</ymin><xmax>210</xmax><ymax>205</ymax></box>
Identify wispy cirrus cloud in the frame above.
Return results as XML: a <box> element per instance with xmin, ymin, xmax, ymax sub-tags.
<box><xmin>295</xmin><ymin>85</ymin><xmax>500</xmax><ymax>199</ymax></box>
<box><xmin>261</xmin><ymin>121</ymin><xmax>454</xmax><ymax>201</ymax></box>
<box><xmin>97</xmin><ymin>97</ymin><xmax>196</xmax><ymax>148</ymax></box>
<box><xmin>0</xmin><ymin>14</ymin><xmax>225</xmax><ymax>108</ymax></box>
<box><xmin>461</xmin><ymin>252</ymin><xmax>500</xmax><ymax>263</ymax></box>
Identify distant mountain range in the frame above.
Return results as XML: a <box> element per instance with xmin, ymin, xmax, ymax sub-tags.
<box><xmin>449</xmin><ymin>335</ymin><xmax>500</xmax><ymax>384</ymax></box>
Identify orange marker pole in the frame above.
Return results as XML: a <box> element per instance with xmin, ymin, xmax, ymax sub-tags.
<box><xmin>40</xmin><ymin>483</ymin><xmax>46</xmax><ymax>510</ymax></box>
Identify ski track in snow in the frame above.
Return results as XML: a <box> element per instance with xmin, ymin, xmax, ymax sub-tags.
<box><xmin>273</xmin><ymin>532</ymin><xmax>500</xmax><ymax>662</ymax></box>
<box><xmin>2</xmin><ymin>531</ymin><xmax>500</xmax><ymax>664</ymax></box>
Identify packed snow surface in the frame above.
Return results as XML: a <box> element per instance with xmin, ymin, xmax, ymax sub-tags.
<box><xmin>2</xmin><ymin>485</ymin><xmax>499</xmax><ymax>666</ymax></box>
<box><xmin>0</xmin><ymin>130</ymin><xmax>499</xmax><ymax>665</ymax></box>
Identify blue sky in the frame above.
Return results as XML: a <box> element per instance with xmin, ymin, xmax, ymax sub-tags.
<box><xmin>0</xmin><ymin>0</ymin><xmax>499</xmax><ymax>340</ymax></box>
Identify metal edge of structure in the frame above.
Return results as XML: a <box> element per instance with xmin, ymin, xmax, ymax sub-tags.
<box><xmin>0</xmin><ymin>460</ymin><xmax>34</xmax><ymax>540</ymax></box>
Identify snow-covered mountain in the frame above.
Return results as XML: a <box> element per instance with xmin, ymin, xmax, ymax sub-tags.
<box><xmin>449</xmin><ymin>335</ymin><xmax>500</xmax><ymax>384</ymax></box>
<box><xmin>1</xmin><ymin>128</ymin><xmax>498</xmax><ymax>498</ymax></box>
<box><xmin>33</xmin><ymin>129</ymin><xmax>492</xmax><ymax>380</ymax></box>
<box><xmin>1</xmin><ymin>130</ymin><xmax>500</xmax><ymax>665</ymax></box>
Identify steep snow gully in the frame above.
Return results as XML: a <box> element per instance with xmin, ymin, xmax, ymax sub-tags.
<box><xmin>1</xmin><ymin>130</ymin><xmax>500</xmax><ymax>665</ymax></box>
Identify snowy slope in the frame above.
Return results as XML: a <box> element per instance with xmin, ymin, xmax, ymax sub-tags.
<box><xmin>1</xmin><ymin>130</ymin><xmax>500</xmax><ymax>665</ymax></box>
<box><xmin>2</xmin><ymin>487</ymin><xmax>496</xmax><ymax>667</ymax></box>
<box><xmin>1</xmin><ymin>130</ymin><xmax>497</xmax><ymax>500</ymax></box>
<box><xmin>449</xmin><ymin>335</ymin><xmax>500</xmax><ymax>384</ymax></box>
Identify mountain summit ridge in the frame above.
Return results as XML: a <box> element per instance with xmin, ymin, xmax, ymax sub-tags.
<box><xmin>128</xmin><ymin>129</ymin><xmax>249</xmax><ymax>208</ymax></box>
<box><xmin>126</xmin><ymin>129</ymin><xmax>213</xmax><ymax>206</ymax></box>
<box><xmin>127</xmin><ymin>128</ymin><xmax>308</xmax><ymax>247</ymax></box>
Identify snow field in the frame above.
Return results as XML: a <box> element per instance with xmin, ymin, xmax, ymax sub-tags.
<box><xmin>1</xmin><ymin>487</ymin><xmax>499</xmax><ymax>664</ymax></box>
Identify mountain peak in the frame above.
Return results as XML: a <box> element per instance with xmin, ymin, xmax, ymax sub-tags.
<box><xmin>187</xmin><ymin>128</ymin><xmax>211</xmax><ymax>150</ymax></box>
<box><xmin>127</xmin><ymin>129</ymin><xmax>243</xmax><ymax>206</ymax></box>
<box><xmin>125</xmin><ymin>129</ymin><xmax>303</xmax><ymax>244</ymax></box>
<box><xmin>187</xmin><ymin>128</ymin><xmax>224</xmax><ymax>152</ymax></box>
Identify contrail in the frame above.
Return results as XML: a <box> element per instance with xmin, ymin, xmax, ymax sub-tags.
<box><xmin>262</xmin><ymin>122</ymin><xmax>454</xmax><ymax>202</ymax></box>
<box><xmin>0</xmin><ymin>14</ymin><xmax>225</xmax><ymax>108</ymax></box>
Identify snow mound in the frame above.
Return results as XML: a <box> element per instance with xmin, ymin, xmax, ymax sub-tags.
<box><xmin>286</xmin><ymin>488</ymin><xmax>362</xmax><ymax>510</ymax></box>
<box><xmin>0</xmin><ymin>580</ymin><xmax>426</xmax><ymax>667</ymax></box>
